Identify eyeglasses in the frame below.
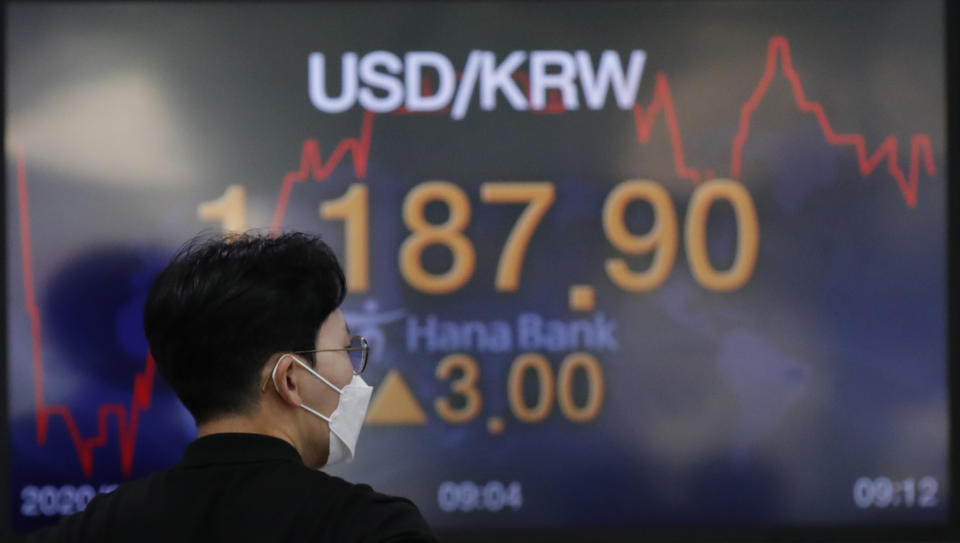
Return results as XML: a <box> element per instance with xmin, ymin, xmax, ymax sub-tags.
<box><xmin>293</xmin><ymin>335</ymin><xmax>369</xmax><ymax>375</ymax></box>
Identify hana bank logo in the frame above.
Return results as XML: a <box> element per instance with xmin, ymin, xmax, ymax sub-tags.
<box><xmin>342</xmin><ymin>299</ymin><xmax>406</xmax><ymax>362</ymax></box>
<box><xmin>308</xmin><ymin>50</ymin><xmax>647</xmax><ymax>120</ymax></box>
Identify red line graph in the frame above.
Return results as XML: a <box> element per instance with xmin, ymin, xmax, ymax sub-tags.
<box><xmin>730</xmin><ymin>36</ymin><xmax>936</xmax><ymax>206</ymax></box>
<box><xmin>634</xmin><ymin>37</ymin><xmax>937</xmax><ymax>203</ymax></box>
<box><xmin>631</xmin><ymin>72</ymin><xmax>704</xmax><ymax>184</ymax></box>
<box><xmin>270</xmin><ymin>111</ymin><xmax>374</xmax><ymax>233</ymax></box>
<box><xmin>16</xmin><ymin>151</ymin><xmax>156</xmax><ymax>478</ymax></box>
<box><xmin>272</xmin><ymin>36</ymin><xmax>936</xmax><ymax>213</ymax></box>
<box><xmin>18</xmin><ymin>35</ymin><xmax>939</xmax><ymax>478</ymax></box>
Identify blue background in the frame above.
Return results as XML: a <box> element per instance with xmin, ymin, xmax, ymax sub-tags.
<box><xmin>5</xmin><ymin>0</ymin><xmax>947</xmax><ymax>532</ymax></box>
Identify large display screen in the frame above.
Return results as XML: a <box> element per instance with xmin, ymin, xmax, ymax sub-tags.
<box><xmin>5</xmin><ymin>1</ymin><xmax>949</xmax><ymax>536</ymax></box>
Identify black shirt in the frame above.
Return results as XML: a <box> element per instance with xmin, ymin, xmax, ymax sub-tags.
<box><xmin>25</xmin><ymin>433</ymin><xmax>438</xmax><ymax>543</ymax></box>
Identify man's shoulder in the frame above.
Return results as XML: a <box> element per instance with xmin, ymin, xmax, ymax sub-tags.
<box><xmin>58</xmin><ymin>471</ymin><xmax>159</xmax><ymax>516</ymax></box>
<box><xmin>23</xmin><ymin>472</ymin><xmax>167</xmax><ymax>542</ymax></box>
<box><xmin>296</xmin><ymin>468</ymin><xmax>413</xmax><ymax>510</ymax></box>
<box><xmin>26</xmin><ymin>462</ymin><xmax>437</xmax><ymax>542</ymax></box>
<box><xmin>298</xmin><ymin>470</ymin><xmax>438</xmax><ymax>542</ymax></box>
<box><xmin>103</xmin><ymin>461</ymin><xmax>412</xmax><ymax>515</ymax></box>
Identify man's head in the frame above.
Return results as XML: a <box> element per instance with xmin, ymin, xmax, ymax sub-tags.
<box><xmin>143</xmin><ymin>231</ymin><xmax>347</xmax><ymax>428</ymax></box>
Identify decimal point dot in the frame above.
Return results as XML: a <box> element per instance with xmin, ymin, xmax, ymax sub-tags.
<box><xmin>569</xmin><ymin>285</ymin><xmax>595</xmax><ymax>312</ymax></box>
<box><xmin>487</xmin><ymin>417</ymin><xmax>505</xmax><ymax>435</ymax></box>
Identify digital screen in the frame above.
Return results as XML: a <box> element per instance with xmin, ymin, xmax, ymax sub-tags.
<box><xmin>5</xmin><ymin>1</ymin><xmax>948</xmax><ymax>535</ymax></box>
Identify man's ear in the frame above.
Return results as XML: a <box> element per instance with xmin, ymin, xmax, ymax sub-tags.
<box><xmin>263</xmin><ymin>353</ymin><xmax>304</xmax><ymax>407</ymax></box>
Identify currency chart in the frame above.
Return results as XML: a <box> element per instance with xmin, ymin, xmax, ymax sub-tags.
<box><xmin>5</xmin><ymin>1</ymin><xmax>947</xmax><ymax>534</ymax></box>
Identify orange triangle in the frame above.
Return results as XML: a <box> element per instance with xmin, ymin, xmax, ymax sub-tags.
<box><xmin>365</xmin><ymin>370</ymin><xmax>427</xmax><ymax>425</ymax></box>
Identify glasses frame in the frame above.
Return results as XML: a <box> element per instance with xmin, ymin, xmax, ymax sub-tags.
<box><xmin>292</xmin><ymin>335</ymin><xmax>369</xmax><ymax>375</ymax></box>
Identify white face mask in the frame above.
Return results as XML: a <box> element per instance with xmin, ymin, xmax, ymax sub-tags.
<box><xmin>272</xmin><ymin>354</ymin><xmax>373</xmax><ymax>466</ymax></box>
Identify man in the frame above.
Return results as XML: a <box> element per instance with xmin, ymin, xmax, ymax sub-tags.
<box><xmin>27</xmin><ymin>232</ymin><xmax>437</xmax><ymax>542</ymax></box>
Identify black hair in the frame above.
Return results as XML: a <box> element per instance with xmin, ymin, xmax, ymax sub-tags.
<box><xmin>143</xmin><ymin>231</ymin><xmax>346</xmax><ymax>425</ymax></box>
